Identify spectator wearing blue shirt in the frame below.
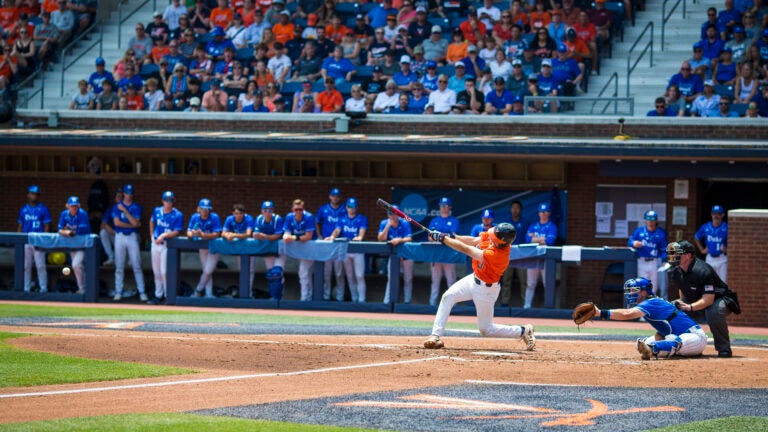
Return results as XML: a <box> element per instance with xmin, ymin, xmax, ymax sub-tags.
<box><xmin>701</xmin><ymin>7</ymin><xmax>727</xmax><ymax>40</ymax></box>
<box><xmin>751</xmin><ymin>84</ymin><xmax>768</xmax><ymax>117</ymax></box>
<box><xmin>88</xmin><ymin>57</ymin><xmax>114</xmax><ymax>94</ymax></box>
<box><xmin>694</xmin><ymin>205</ymin><xmax>729</xmax><ymax>282</ymax></box>
<box><xmin>162</xmin><ymin>40</ymin><xmax>188</xmax><ymax>72</ymax></box>
<box><xmin>710</xmin><ymin>95</ymin><xmax>740</xmax><ymax>117</ymax></box>
<box><xmin>367</xmin><ymin>0</ymin><xmax>398</xmax><ymax>30</ymax></box>
<box><xmin>460</xmin><ymin>45</ymin><xmax>486</xmax><ymax>80</ymax></box>
<box><xmin>321</xmin><ymin>46</ymin><xmax>357</xmax><ymax>86</ymax></box>
<box><xmin>242</xmin><ymin>92</ymin><xmax>271</xmax><ymax>112</ymax></box>
<box><xmin>420</xmin><ymin>61</ymin><xmax>439</xmax><ymax>93</ymax></box>
<box><xmin>331</xmin><ymin>198</ymin><xmax>369</xmax><ymax>303</ymax></box>
<box><xmin>717</xmin><ymin>0</ymin><xmax>742</xmax><ymax>35</ymax></box>
<box><xmin>500</xmin><ymin>200</ymin><xmax>530</xmax><ymax>306</ymax></box>
<box><xmin>378</xmin><ymin>206</ymin><xmax>414</xmax><ymax>304</ymax></box>
<box><xmin>389</xmin><ymin>93</ymin><xmax>417</xmax><ymax>114</ymax></box>
<box><xmin>408</xmin><ymin>82</ymin><xmax>430</xmax><ymax>113</ymax></box>
<box><xmin>548</xmin><ymin>12</ymin><xmax>567</xmax><ymax>44</ymax></box>
<box><xmin>187</xmin><ymin>198</ymin><xmax>223</xmax><ymax>298</ymax></box>
<box><xmin>116</xmin><ymin>64</ymin><xmax>144</xmax><ymax>95</ymax></box>
<box><xmin>206</xmin><ymin>27</ymin><xmax>235</xmax><ymax>61</ymax></box>
<box><xmin>524</xmin><ymin>202</ymin><xmax>558</xmax><ymax>309</ymax></box>
<box><xmin>668</xmin><ymin>61</ymin><xmax>704</xmax><ymax>104</ymax></box>
<box><xmin>282</xmin><ymin>199</ymin><xmax>316</xmax><ymax>301</ymax></box>
<box><xmin>628</xmin><ymin>210</ymin><xmax>668</xmax><ymax>298</ymax></box>
<box><xmin>689</xmin><ymin>42</ymin><xmax>712</xmax><ymax>81</ymax></box>
<box><xmin>393</xmin><ymin>55</ymin><xmax>419</xmax><ymax>92</ymax></box>
<box><xmin>316</xmin><ymin>188</ymin><xmax>346</xmax><ymax>301</ymax></box>
<box><xmin>733</xmin><ymin>0</ymin><xmax>754</xmax><ymax>14</ymax></box>
<box><xmin>551</xmin><ymin>44</ymin><xmax>583</xmax><ymax>96</ymax></box>
<box><xmin>700</xmin><ymin>25</ymin><xmax>726</xmax><ymax>63</ymax></box>
<box><xmin>484</xmin><ymin>76</ymin><xmax>514</xmax><ymax>114</ymax></box>
<box><xmin>448</xmin><ymin>62</ymin><xmax>468</xmax><ymax>93</ymax></box>
<box><xmin>57</xmin><ymin>196</ymin><xmax>92</xmax><ymax>294</ymax></box>
<box><xmin>18</xmin><ymin>185</ymin><xmax>52</xmax><ymax>293</ymax></box>
<box><xmin>647</xmin><ymin>97</ymin><xmax>679</xmax><ymax>116</ymax></box>
<box><xmin>535</xmin><ymin>59</ymin><xmax>560</xmax><ymax>113</ymax></box>
<box><xmin>428</xmin><ymin>197</ymin><xmax>460</xmax><ymax>306</ymax></box>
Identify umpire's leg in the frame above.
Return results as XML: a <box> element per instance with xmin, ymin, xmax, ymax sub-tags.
<box><xmin>705</xmin><ymin>298</ymin><xmax>732</xmax><ymax>354</ymax></box>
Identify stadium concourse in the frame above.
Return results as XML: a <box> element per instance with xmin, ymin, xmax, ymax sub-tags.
<box><xmin>8</xmin><ymin>0</ymin><xmax>736</xmax><ymax>115</ymax></box>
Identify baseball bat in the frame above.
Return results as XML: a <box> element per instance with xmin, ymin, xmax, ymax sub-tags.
<box><xmin>376</xmin><ymin>198</ymin><xmax>431</xmax><ymax>233</ymax></box>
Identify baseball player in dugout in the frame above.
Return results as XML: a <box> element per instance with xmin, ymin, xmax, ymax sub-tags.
<box><xmin>423</xmin><ymin>223</ymin><xmax>536</xmax><ymax>351</ymax></box>
<box><xmin>500</xmin><ymin>200</ymin><xmax>529</xmax><ymax>307</ymax></box>
<box><xmin>316</xmin><ymin>188</ymin><xmax>346</xmax><ymax>301</ymax></box>
<box><xmin>628</xmin><ymin>210</ymin><xmax>669</xmax><ymax>299</ymax></box>
<box><xmin>222</xmin><ymin>204</ymin><xmax>255</xmax><ymax>295</ymax></box>
<box><xmin>589</xmin><ymin>277</ymin><xmax>708</xmax><ymax>360</ymax></box>
<box><xmin>187</xmin><ymin>198</ymin><xmax>223</xmax><ymax>298</ymax></box>
<box><xmin>378</xmin><ymin>205</ymin><xmax>414</xmax><ymax>304</ymax></box>
<box><xmin>693</xmin><ymin>205</ymin><xmax>728</xmax><ymax>282</ymax></box>
<box><xmin>524</xmin><ymin>202</ymin><xmax>558</xmax><ymax>309</ymax></box>
<box><xmin>112</xmin><ymin>184</ymin><xmax>148</xmax><ymax>302</ymax></box>
<box><xmin>57</xmin><ymin>196</ymin><xmax>92</xmax><ymax>295</ymax></box>
<box><xmin>18</xmin><ymin>185</ymin><xmax>52</xmax><ymax>293</ymax></box>
<box><xmin>282</xmin><ymin>199</ymin><xmax>316</xmax><ymax>301</ymax></box>
<box><xmin>428</xmin><ymin>197</ymin><xmax>460</xmax><ymax>306</ymax></box>
<box><xmin>148</xmin><ymin>191</ymin><xmax>184</xmax><ymax>305</ymax></box>
<box><xmin>667</xmin><ymin>240</ymin><xmax>740</xmax><ymax>358</ymax></box>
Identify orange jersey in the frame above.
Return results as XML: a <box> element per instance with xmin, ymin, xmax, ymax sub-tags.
<box><xmin>472</xmin><ymin>231</ymin><xmax>510</xmax><ymax>284</ymax></box>
<box><xmin>316</xmin><ymin>89</ymin><xmax>343</xmax><ymax>112</ymax></box>
<box><xmin>446</xmin><ymin>41</ymin><xmax>468</xmax><ymax>64</ymax></box>
<box><xmin>325</xmin><ymin>23</ymin><xmax>349</xmax><ymax>44</ymax></box>
<box><xmin>125</xmin><ymin>94</ymin><xmax>145</xmax><ymax>110</ymax></box>
<box><xmin>272</xmin><ymin>22</ymin><xmax>295</xmax><ymax>44</ymax></box>
<box><xmin>152</xmin><ymin>45</ymin><xmax>170</xmax><ymax>64</ymax></box>
<box><xmin>210</xmin><ymin>7</ymin><xmax>234</xmax><ymax>29</ymax></box>
<box><xmin>528</xmin><ymin>11</ymin><xmax>551</xmax><ymax>30</ymax></box>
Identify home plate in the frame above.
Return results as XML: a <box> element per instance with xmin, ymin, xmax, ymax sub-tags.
<box><xmin>472</xmin><ymin>351</ymin><xmax>518</xmax><ymax>357</ymax></box>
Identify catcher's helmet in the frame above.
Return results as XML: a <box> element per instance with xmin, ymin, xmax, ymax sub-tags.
<box><xmin>624</xmin><ymin>277</ymin><xmax>654</xmax><ymax>307</ymax></box>
<box><xmin>493</xmin><ymin>223</ymin><xmax>516</xmax><ymax>246</ymax></box>
<box><xmin>666</xmin><ymin>240</ymin><xmax>695</xmax><ymax>266</ymax></box>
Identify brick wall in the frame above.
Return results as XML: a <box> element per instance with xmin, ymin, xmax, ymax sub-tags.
<box><xmin>726</xmin><ymin>211</ymin><xmax>768</xmax><ymax>327</ymax></box>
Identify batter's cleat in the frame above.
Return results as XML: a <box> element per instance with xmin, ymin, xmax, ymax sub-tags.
<box><xmin>423</xmin><ymin>335</ymin><xmax>444</xmax><ymax>349</ymax></box>
<box><xmin>139</xmin><ymin>293</ymin><xmax>149</xmax><ymax>302</ymax></box>
<box><xmin>521</xmin><ymin>324</ymin><xmax>536</xmax><ymax>351</ymax></box>
<box><xmin>113</xmin><ymin>293</ymin><xmax>122</xmax><ymax>301</ymax></box>
<box><xmin>636</xmin><ymin>338</ymin><xmax>653</xmax><ymax>361</ymax></box>
<box><xmin>718</xmin><ymin>351</ymin><xmax>732</xmax><ymax>358</ymax></box>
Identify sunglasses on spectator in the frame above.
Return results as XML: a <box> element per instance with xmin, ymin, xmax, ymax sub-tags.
<box><xmin>680</xmin><ymin>67</ymin><xmax>691</xmax><ymax>70</ymax></box>
<box><xmin>438</xmin><ymin>80</ymin><xmax>447</xmax><ymax>83</ymax></box>
<box><xmin>293</xmin><ymin>208</ymin><xmax>303</xmax><ymax>212</ymax></box>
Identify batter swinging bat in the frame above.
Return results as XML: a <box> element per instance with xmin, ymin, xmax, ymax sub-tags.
<box><xmin>376</xmin><ymin>198</ymin><xmax>430</xmax><ymax>233</ymax></box>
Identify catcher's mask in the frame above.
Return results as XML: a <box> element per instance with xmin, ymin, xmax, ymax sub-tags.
<box><xmin>624</xmin><ymin>277</ymin><xmax>654</xmax><ymax>308</ymax></box>
<box><xmin>490</xmin><ymin>223</ymin><xmax>516</xmax><ymax>247</ymax></box>
<box><xmin>666</xmin><ymin>240</ymin><xmax>694</xmax><ymax>266</ymax></box>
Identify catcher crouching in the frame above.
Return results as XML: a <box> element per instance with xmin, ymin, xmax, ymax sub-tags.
<box><xmin>573</xmin><ymin>277</ymin><xmax>707</xmax><ymax>360</ymax></box>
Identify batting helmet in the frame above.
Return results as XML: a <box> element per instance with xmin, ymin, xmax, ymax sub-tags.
<box><xmin>624</xmin><ymin>277</ymin><xmax>654</xmax><ymax>307</ymax></box>
<box><xmin>644</xmin><ymin>210</ymin><xmax>658</xmax><ymax>221</ymax></box>
<box><xmin>198</xmin><ymin>198</ymin><xmax>212</xmax><ymax>210</ymax></box>
<box><xmin>48</xmin><ymin>252</ymin><xmax>66</xmax><ymax>265</ymax></box>
<box><xmin>493</xmin><ymin>223</ymin><xmax>516</xmax><ymax>246</ymax></box>
<box><xmin>162</xmin><ymin>191</ymin><xmax>175</xmax><ymax>202</ymax></box>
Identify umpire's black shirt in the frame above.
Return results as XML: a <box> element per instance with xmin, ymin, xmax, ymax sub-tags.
<box><xmin>668</xmin><ymin>257</ymin><xmax>729</xmax><ymax>303</ymax></box>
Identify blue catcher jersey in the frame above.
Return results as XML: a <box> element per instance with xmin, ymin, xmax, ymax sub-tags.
<box><xmin>628</xmin><ymin>226</ymin><xmax>668</xmax><ymax>259</ymax></box>
<box><xmin>284</xmin><ymin>211</ymin><xmax>316</xmax><ymax>237</ymax></box>
<box><xmin>151</xmin><ymin>207</ymin><xmax>184</xmax><ymax>240</ymax></box>
<box><xmin>378</xmin><ymin>218</ymin><xmax>412</xmax><ymax>240</ymax></box>
<box><xmin>526</xmin><ymin>221</ymin><xmax>558</xmax><ymax>245</ymax></box>
<box><xmin>187</xmin><ymin>212</ymin><xmax>223</xmax><ymax>233</ymax></box>
<box><xmin>316</xmin><ymin>203</ymin><xmax>345</xmax><ymax>238</ymax></box>
<box><xmin>695</xmin><ymin>222</ymin><xmax>728</xmax><ymax>257</ymax></box>
<box><xmin>223</xmin><ymin>214</ymin><xmax>255</xmax><ymax>234</ymax></box>
<box><xmin>429</xmin><ymin>215</ymin><xmax>460</xmax><ymax>234</ymax></box>
<box><xmin>635</xmin><ymin>297</ymin><xmax>699</xmax><ymax>336</ymax></box>
<box><xmin>337</xmin><ymin>213</ymin><xmax>368</xmax><ymax>240</ymax></box>
<box><xmin>254</xmin><ymin>214</ymin><xmax>285</xmax><ymax>236</ymax></box>
<box><xmin>113</xmin><ymin>201</ymin><xmax>143</xmax><ymax>235</ymax></box>
<box><xmin>57</xmin><ymin>209</ymin><xmax>91</xmax><ymax>235</ymax></box>
<box><xmin>18</xmin><ymin>203</ymin><xmax>52</xmax><ymax>233</ymax></box>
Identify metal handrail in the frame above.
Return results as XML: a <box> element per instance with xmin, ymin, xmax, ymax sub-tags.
<box><xmin>15</xmin><ymin>67</ymin><xmax>45</xmax><ymax>109</ymax></box>
<box><xmin>523</xmin><ymin>95</ymin><xmax>635</xmax><ymax>116</ymax></box>
<box><xmin>626</xmin><ymin>21</ymin><xmax>653</xmax><ymax>98</ymax></box>
<box><xmin>117</xmin><ymin>0</ymin><xmax>152</xmax><ymax>49</ymax></box>
<box><xmin>661</xmin><ymin>0</ymin><xmax>686</xmax><ymax>50</ymax></box>
<box><xmin>59</xmin><ymin>21</ymin><xmax>104</xmax><ymax>97</ymax></box>
<box><xmin>589</xmin><ymin>72</ymin><xmax>621</xmax><ymax>115</ymax></box>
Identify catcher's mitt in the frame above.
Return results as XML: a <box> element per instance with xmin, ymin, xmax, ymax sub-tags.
<box><xmin>573</xmin><ymin>302</ymin><xmax>598</xmax><ymax>325</ymax></box>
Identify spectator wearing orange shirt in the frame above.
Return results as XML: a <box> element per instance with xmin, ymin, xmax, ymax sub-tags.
<box><xmin>570</xmin><ymin>14</ymin><xmax>598</xmax><ymax>74</ymax></box>
<box><xmin>210</xmin><ymin>0</ymin><xmax>234</xmax><ymax>30</ymax></box>
<box><xmin>446</xmin><ymin>28</ymin><xmax>468</xmax><ymax>66</ymax></box>
<box><xmin>151</xmin><ymin>37</ymin><xmax>170</xmax><ymax>65</ymax></box>
<box><xmin>238</xmin><ymin>0</ymin><xmax>257</xmax><ymax>27</ymax></box>
<box><xmin>41</xmin><ymin>0</ymin><xmax>59</xmax><ymax>14</ymax></box>
<box><xmin>0</xmin><ymin>0</ymin><xmax>19</xmax><ymax>33</ymax></box>
<box><xmin>325</xmin><ymin>14</ymin><xmax>348</xmax><ymax>45</ymax></box>
<box><xmin>315</xmin><ymin>77</ymin><xmax>343</xmax><ymax>113</ymax></box>
<box><xmin>561</xmin><ymin>0</ymin><xmax>581</xmax><ymax>27</ymax></box>
<box><xmin>123</xmin><ymin>83</ymin><xmax>145</xmax><ymax>110</ymax></box>
<box><xmin>509</xmin><ymin>1</ymin><xmax>528</xmax><ymax>28</ymax></box>
<box><xmin>528</xmin><ymin>0</ymin><xmax>552</xmax><ymax>32</ymax></box>
<box><xmin>563</xmin><ymin>27</ymin><xmax>591</xmax><ymax>70</ymax></box>
<box><xmin>459</xmin><ymin>11</ymin><xmax>487</xmax><ymax>46</ymax></box>
<box><xmin>16</xmin><ymin>0</ymin><xmax>38</xmax><ymax>17</ymax></box>
<box><xmin>272</xmin><ymin>10</ymin><xmax>294</xmax><ymax>44</ymax></box>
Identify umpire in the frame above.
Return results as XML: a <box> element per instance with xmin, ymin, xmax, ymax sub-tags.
<box><xmin>667</xmin><ymin>240</ymin><xmax>740</xmax><ymax>358</ymax></box>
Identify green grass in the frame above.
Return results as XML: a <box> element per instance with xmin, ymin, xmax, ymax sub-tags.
<box><xmin>646</xmin><ymin>416</ymin><xmax>768</xmax><ymax>431</ymax></box>
<box><xmin>0</xmin><ymin>413</ymin><xmax>392</xmax><ymax>432</ymax></box>
<box><xmin>0</xmin><ymin>332</ymin><xmax>193</xmax><ymax>388</ymax></box>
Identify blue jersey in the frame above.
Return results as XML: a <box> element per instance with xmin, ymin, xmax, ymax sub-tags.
<box><xmin>336</xmin><ymin>213</ymin><xmax>368</xmax><ymax>240</ymax></box>
<box><xmin>254</xmin><ymin>214</ymin><xmax>284</xmax><ymax>236</ymax></box>
<box><xmin>316</xmin><ymin>203</ymin><xmax>346</xmax><ymax>238</ymax></box>
<box><xmin>113</xmin><ymin>201</ymin><xmax>142</xmax><ymax>235</ymax></box>
<box><xmin>18</xmin><ymin>203</ymin><xmax>52</xmax><ymax>233</ymax></box>
<box><xmin>223</xmin><ymin>214</ymin><xmax>254</xmax><ymax>234</ymax></box>
<box><xmin>470</xmin><ymin>223</ymin><xmax>494</xmax><ymax>237</ymax></box>
<box><xmin>635</xmin><ymin>297</ymin><xmax>699</xmax><ymax>337</ymax></box>
<box><xmin>187</xmin><ymin>212</ymin><xmax>223</xmax><ymax>234</ymax></box>
<box><xmin>695</xmin><ymin>221</ymin><xmax>728</xmax><ymax>257</ymax></box>
<box><xmin>510</xmin><ymin>217</ymin><xmax>530</xmax><ymax>245</ymax></box>
<box><xmin>151</xmin><ymin>207</ymin><xmax>184</xmax><ymax>240</ymax></box>
<box><xmin>526</xmin><ymin>221</ymin><xmax>558</xmax><ymax>245</ymax></box>
<box><xmin>628</xmin><ymin>226</ymin><xmax>668</xmax><ymax>259</ymax></box>
<box><xmin>284</xmin><ymin>211</ymin><xmax>315</xmax><ymax>237</ymax></box>
<box><xmin>429</xmin><ymin>215</ymin><xmax>460</xmax><ymax>234</ymax></box>
<box><xmin>378</xmin><ymin>218</ymin><xmax>411</xmax><ymax>240</ymax></box>
<box><xmin>57</xmin><ymin>209</ymin><xmax>91</xmax><ymax>235</ymax></box>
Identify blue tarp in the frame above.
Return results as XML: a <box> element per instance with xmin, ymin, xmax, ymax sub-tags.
<box><xmin>208</xmin><ymin>238</ymin><xmax>279</xmax><ymax>255</ymax></box>
<box><xmin>28</xmin><ymin>233</ymin><xmax>94</xmax><ymax>249</ymax></box>
<box><xmin>508</xmin><ymin>244</ymin><xmax>548</xmax><ymax>269</ymax></box>
<box><xmin>395</xmin><ymin>243</ymin><xmax>465</xmax><ymax>264</ymax></box>
<box><xmin>279</xmin><ymin>240</ymin><xmax>348</xmax><ymax>261</ymax></box>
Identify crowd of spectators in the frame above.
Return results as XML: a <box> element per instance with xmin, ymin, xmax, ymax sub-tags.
<box><xmin>654</xmin><ymin>0</ymin><xmax>768</xmax><ymax>117</ymax></box>
<box><xmin>70</xmin><ymin>0</ymin><xmax>628</xmax><ymax>113</ymax></box>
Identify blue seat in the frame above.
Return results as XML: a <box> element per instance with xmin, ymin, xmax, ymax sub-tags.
<box><xmin>428</xmin><ymin>16</ymin><xmax>450</xmax><ymax>33</ymax></box>
<box><xmin>731</xmin><ymin>103</ymin><xmax>748</xmax><ymax>116</ymax></box>
<box><xmin>235</xmin><ymin>47</ymin><xmax>251</xmax><ymax>62</ymax></box>
<box><xmin>356</xmin><ymin>65</ymin><xmax>374</xmax><ymax>78</ymax></box>
<box><xmin>281</xmin><ymin>81</ymin><xmax>303</xmax><ymax>95</ymax></box>
<box><xmin>336</xmin><ymin>81</ymin><xmax>353</xmax><ymax>95</ymax></box>
<box><xmin>139</xmin><ymin>63</ymin><xmax>159</xmax><ymax>79</ymax></box>
<box><xmin>201</xmin><ymin>80</ymin><xmax>212</xmax><ymax>93</ymax></box>
<box><xmin>311</xmin><ymin>82</ymin><xmax>325</xmax><ymax>92</ymax></box>
<box><xmin>714</xmin><ymin>84</ymin><xmax>734</xmax><ymax>98</ymax></box>
<box><xmin>600</xmin><ymin>262</ymin><xmax>625</xmax><ymax>308</ymax></box>
<box><xmin>286</xmin><ymin>2</ymin><xmax>298</xmax><ymax>13</ymax></box>
<box><xmin>346</xmin><ymin>17</ymin><xmax>357</xmax><ymax>28</ymax></box>
<box><xmin>360</xmin><ymin>3</ymin><xmax>378</xmax><ymax>14</ymax></box>
<box><xmin>437</xmin><ymin>65</ymin><xmax>455</xmax><ymax>77</ymax></box>
<box><xmin>335</xmin><ymin>2</ymin><xmax>359</xmax><ymax>20</ymax></box>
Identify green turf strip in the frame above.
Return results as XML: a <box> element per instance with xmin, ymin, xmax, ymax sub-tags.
<box><xmin>646</xmin><ymin>416</ymin><xmax>768</xmax><ymax>432</ymax></box>
<box><xmin>0</xmin><ymin>413</ymin><xmax>392</xmax><ymax>432</ymax></box>
<box><xmin>0</xmin><ymin>332</ymin><xmax>193</xmax><ymax>388</ymax></box>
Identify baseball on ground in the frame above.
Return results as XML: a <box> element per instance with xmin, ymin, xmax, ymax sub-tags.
<box><xmin>62</xmin><ymin>267</ymin><xmax>71</xmax><ymax>276</ymax></box>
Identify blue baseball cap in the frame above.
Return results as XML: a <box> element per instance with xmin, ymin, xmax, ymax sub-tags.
<box><xmin>262</xmin><ymin>200</ymin><xmax>274</xmax><ymax>209</ymax></box>
<box><xmin>426</xmin><ymin>60</ymin><xmax>437</xmax><ymax>68</ymax></box>
<box><xmin>538</xmin><ymin>202</ymin><xmax>551</xmax><ymax>212</ymax></box>
<box><xmin>28</xmin><ymin>185</ymin><xmax>40</xmax><ymax>194</ymax></box>
<box><xmin>692</xmin><ymin>41</ymin><xmax>702</xmax><ymax>50</ymax></box>
<box><xmin>557</xmin><ymin>43</ymin><xmax>568</xmax><ymax>53</ymax></box>
<box><xmin>439</xmin><ymin>197</ymin><xmax>452</xmax><ymax>206</ymax></box>
<box><xmin>733</xmin><ymin>26</ymin><xmax>744</xmax><ymax>34</ymax></box>
<box><xmin>95</xmin><ymin>56</ymin><xmax>105</xmax><ymax>65</ymax></box>
<box><xmin>481</xmin><ymin>209</ymin><xmax>494</xmax><ymax>219</ymax></box>
<box><xmin>123</xmin><ymin>184</ymin><xmax>134</xmax><ymax>195</ymax></box>
<box><xmin>763</xmin><ymin>28</ymin><xmax>768</xmax><ymax>38</ymax></box>
<box><xmin>711</xmin><ymin>205</ymin><xmax>724</xmax><ymax>214</ymax></box>
<box><xmin>212</xmin><ymin>26</ymin><xmax>225</xmax><ymax>36</ymax></box>
<box><xmin>644</xmin><ymin>210</ymin><xmax>658</xmax><ymax>221</ymax></box>
<box><xmin>66</xmin><ymin>196</ymin><xmax>80</xmax><ymax>206</ymax></box>
<box><xmin>346</xmin><ymin>197</ymin><xmax>358</xmax><ymax>208</ymax></box>
<box><xmin>329</xmin><ymin>187</ymin><xmax>341</xmax><ymax>196</ymax></box>
<box><xmin>512</xmin><ymin>95</ymin><xmax>524</xmax><ymax>104</ymax></box>
<box><xmin>198</xmin><ymin>198</ymin><xmax>212</xmax><ymax>209</ymax></box>
<box><xmin>162</xmin><ymin>191</ymin><xmax>175</xmax><ymax>202</ymax></box>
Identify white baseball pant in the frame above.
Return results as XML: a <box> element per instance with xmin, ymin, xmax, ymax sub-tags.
<box><xmin>99</xmin><ymin>228</ymin><xmax>115</xmax><ymax>261</ymax></box>
<box><xmin>23</xmin><ymin>244</ymin><xmax>47</xmax><ymax>292</ymax></box>
<box><xmin>431</xmin><ymin>274</ymin><xmax>525</xmax><ymax>339</ymax></box>
<box><xmin>642</xmin><ymin>326</ymin><xmax>707</xmax><ymax>357</ymax></box>
<box><xmin>114</xmin><ymin>233</ymin><xmax>146</xmax><ymax>295</ymax></box>
<box><xmin>69</xmin><ymin>250</ymin><xmax>85</xmax><ymax>291</ymax></box>
<box><xmin>430</xmin><ymin>263</ymin><xmax>457</xmax><ymax>306</ymax></box>
<box><xmin>323</xmin><ymin>259</ymin><xmax>345</xmax><ymax>301</ymax></box>
<box><xmin>637</xmin><ymin>258</ymin><xmax>666</xmax><ymax>299</ymax></box>
<box><xmin>298</xmin><ymin>259</ymin><xmax>313</xmax><ymax>301</ymax></box>
<box><xmin>383</xmin><ymin>258</ymin><xmax>414</xmax><ymax>304</ymax></box>
<box><xmin>151</xmin><ymin>242</ymin><xmax>168</xmax><ymax>299</ymax></box>
<box><xmin>706</xmin><ymin>254</ymin><xmax>727</xmax><ymax>282</ymax></box>
<box><xmin>524</xmin><ymin>267</ymin><xmax>546</xmax><ymax>309</ymax></box>
<box><xmin>343</xmin><ymin>253</ymin><xmax>366</xmax><ymax>303</ymax></box>
<box><xmin>196</xmin><ymin>249</ymin><xmax>218</xmax><ymax>297</ymax></box>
